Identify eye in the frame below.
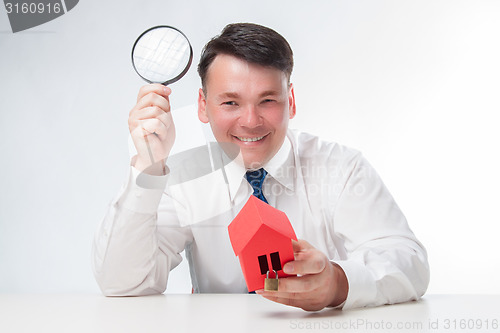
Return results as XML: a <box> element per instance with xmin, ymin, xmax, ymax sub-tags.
<box><xmin>261</xmin><ymin>99</ymin><xmax>276</xmax><ymax>104</ymax></box>
<box><xmin>222</xmin><ymin>101</ymin><xmax>237</xmax><ymax>106</ymax></box>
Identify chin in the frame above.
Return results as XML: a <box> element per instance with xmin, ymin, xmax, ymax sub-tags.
<box><xmin>242</xmin><ymin>154</ymin><xmax>266</xmax><ymax>170</ymax></box>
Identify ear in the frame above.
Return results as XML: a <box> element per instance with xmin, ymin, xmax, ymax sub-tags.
<box><xmin>198</xmin><ymin>88</ymin><xmax>209</xmax><ymax>123</ymax></box>
<box><xmin>288</xmin><ymin>83</ymin><xmax>296</xmax><ymax>119</ymax></box>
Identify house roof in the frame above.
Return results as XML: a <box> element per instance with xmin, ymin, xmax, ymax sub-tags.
<box><xmin>228</xmin><ymin>196</ymin><xmax>297</xmax><ymax>255</ymax></box>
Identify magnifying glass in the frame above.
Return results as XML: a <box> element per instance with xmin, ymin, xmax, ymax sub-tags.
<box><xmin>131</xmin><ymin>26</ymin><xmax>193</xmax><ymax>176</ymax></box>
<box><xmin>131</xmin><ymin>25</ymin><xmax>193</xmax><ymax>85</ymax></box>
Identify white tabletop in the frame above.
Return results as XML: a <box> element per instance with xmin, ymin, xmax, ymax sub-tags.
<box><xmin>1</xmin><ymin>294</ymin><xmax>499</xmax><ymax>332</ymax></box>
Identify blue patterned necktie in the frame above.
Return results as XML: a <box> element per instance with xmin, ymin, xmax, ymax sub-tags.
<box><xmin>245</xmin><ymin>168</ymin><xmax>268</xmax><ymax>203</ymax></box>
<box><xmin>245</xmin><ymin>168</ymin><xmax>268</xmax><ymax>294</ymax></box>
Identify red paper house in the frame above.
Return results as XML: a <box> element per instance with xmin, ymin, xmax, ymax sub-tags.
<box><xmin>228</xmin><ymin>196</ymin><xmax>297</xmax><ymax>292</ymax></box>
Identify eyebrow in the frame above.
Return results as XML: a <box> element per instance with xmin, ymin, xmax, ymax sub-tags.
<box><xmin>259</xmin><ymin>90</ymin><xmax>281</xmax><ymax>97</ymax></box>
<box><xmin>218</xmin><ymin>92</ymin><xmax>240</xmax><ymax>100</ymax></box>
<box><xmin>217</xmin><ymin>90</ymin><xmax>280</xmax><ymax>100</ymax></box>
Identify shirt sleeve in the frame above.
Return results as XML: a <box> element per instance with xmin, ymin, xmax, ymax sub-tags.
<box><xmin>91</xmin><ymin>166</ymin><xmax>193</xmax><ymax>296</ymax></box>
<box><xmin>331</xmin><ymin>153</ymin><xmax>430</xmax><ymax>310</ymax></box>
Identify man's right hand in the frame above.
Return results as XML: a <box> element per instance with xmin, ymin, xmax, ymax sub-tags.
<box><xmin>128</xmin><ymin>84</ymin><xmax>175</xmax><ymax>175</ymax></box>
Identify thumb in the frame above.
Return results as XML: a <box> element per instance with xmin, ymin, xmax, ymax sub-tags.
<box><xmin>292</xmin><ymin>239</ymin><xmax>314</xmax><ymax>253</ymax></box>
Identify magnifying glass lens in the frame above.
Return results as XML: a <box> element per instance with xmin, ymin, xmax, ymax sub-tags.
<box><xmin>131</xmin><ymin>26</ymin><xmax>193</xmax><ymax>85</ymax></box>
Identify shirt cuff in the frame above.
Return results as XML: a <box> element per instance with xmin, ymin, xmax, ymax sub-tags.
<box><xmin>117</xmin><ymin>166</ymin><xmax>169</xmax><ymax>214</ymax></box>
<box><xmin>332</xmin><ymin>259</ymin><xmax>377</xmax><ymax>310</ymax></box>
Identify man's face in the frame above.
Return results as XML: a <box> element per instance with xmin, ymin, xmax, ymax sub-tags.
<box><xmin>198</xmin><ymin>54</ymin><xmax>296</xmax><ymax>169</ymax></box>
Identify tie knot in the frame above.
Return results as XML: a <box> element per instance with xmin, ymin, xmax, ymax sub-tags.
<box><xmin>246</xmin><ymin>168</ymin><xmax>267</xmax><ymax>182</ymax></box>
<box><xmin>245</xmin><ymin>168</ymin><xmax>268</xmax><ymax>203</ymax></box>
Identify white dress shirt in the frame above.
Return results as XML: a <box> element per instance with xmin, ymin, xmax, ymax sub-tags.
<box><xmin>92</xmin><ymin>128</ymin><xmax>429</xmax><ymax>310</ymax></box>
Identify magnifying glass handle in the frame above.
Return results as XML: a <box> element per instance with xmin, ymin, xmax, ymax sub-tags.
<box><xmin>140</xmin><ymin>129</ymin><xmax>167</xmax><ymax>176</ymax></box>
<box><xmin>143</xmin><ymin>129</ymin><xmax>155</xmax><ymax>164</ymax></box>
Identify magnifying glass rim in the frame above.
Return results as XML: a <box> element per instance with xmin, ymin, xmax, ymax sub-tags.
<box><xmin>131</xmin><ymin>25</ymin><xmax>193</xmax><ymax>86</ymax></box>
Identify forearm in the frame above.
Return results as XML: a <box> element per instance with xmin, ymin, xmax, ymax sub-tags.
<box><xmin>92</xmin><ymin>208</ymin><xmax>169</xmax><ymax>296</ymax></box>
<box><xmin>332</xmin><ymin>153</ymin><xmax>430</xmax><ymax>309</ymax></box>
<box><xmin>92</xmin><ymin>167</ymin><xmax>171</xmax><ymax>296</ymax></box>
<box><xmin>335</xmin><ymin>238</ymin><xmax>429</xmax><ymax>309</ymax></box>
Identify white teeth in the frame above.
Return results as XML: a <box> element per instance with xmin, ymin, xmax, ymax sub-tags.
<box><xmin>237</xmin><ymin>136</ymin><xmax>265</xmax><ymax>142</ymax></box>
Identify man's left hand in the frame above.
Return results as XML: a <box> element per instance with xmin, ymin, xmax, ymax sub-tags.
<box><xmin>256</xmin><ymin>239</ymin><xmax>348</xmax><ymax>311</ymax></box>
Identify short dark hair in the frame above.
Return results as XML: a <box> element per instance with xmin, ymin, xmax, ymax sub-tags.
<box><xmin>198</xmin><ymin>23</ymin><xmax>294</xmax><ymax>93</ymax></box>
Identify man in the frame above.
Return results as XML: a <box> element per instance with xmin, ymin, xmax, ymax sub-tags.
<box><xmin>92</xmin><ymin>23</ymin><xmax>429</xmax><ymax>311</ymax></box>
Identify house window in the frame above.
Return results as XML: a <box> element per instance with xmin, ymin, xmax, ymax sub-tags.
<box><xmin>258</xmin><ymin>255</ymin><xmax>269</xmax><ymax>275</ymax></box>
<box><xmin>258</xmin><ymin>252</ymin><xmax>282</xmax><ymax>275</ymax></box>
<box><xmin>270</xmin><ymin>252</ymin><xmax>282</xmax><ymax>271</ymax></box>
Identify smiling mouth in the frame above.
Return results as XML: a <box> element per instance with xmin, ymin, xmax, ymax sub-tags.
<box><xmin>235</xmin><ymin>135</ymin><xmax>267</xmax><ymax>142</ymax></box>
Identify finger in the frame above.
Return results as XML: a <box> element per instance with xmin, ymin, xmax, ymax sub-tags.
<box><xmin>258</xmin><ymin>292</ymin><xmax>324</xmax><ymax>312</ymax></box>
<box><xmin>292</xmin><ymin>239</ymin><xmax>314</xmax><ymax>253</ymax></box>
<box><xmin>129</xmin><ymin>107</ymin><xmax>173</xmax><ymax>138</ymax></box>
<box><xmin>257</xmin><ymin>283</ymin><xmax>332</xmax><ymax>312</ymax></box>
<box><xmin>259</xmin><ymin>292</ymin><xmax>315</xmax><ymax>305</ymax></box>
<box><xmin>133</xmin><ymin>106</ymin><xmax>172</xmax><ymax>122</ymax></box>
<box><xmin>138</xmin><ymin>118</ymin><xmax>169</xmax><ymax>138</ymax></box>
<box><xmin>131</xmin><ymin>125</ymin><xmax>168</xmax><ymax>146</ymax></box>
<box><xmin>260</xmin><ymin>294</ymin><xmax>328</xmax><ymax>312</ymax></box>
<box><xmin>153</xmin><ymin>112</ymin><xmax>174</xmax><ymax>140</ymax></box>
<box><xmin>134</xmin><ymin>93</ymin><xmax>171</xmax><ymax>114</ymax></box>
<box><xmin>271</xmin><ymin>275</ymin><xmax>320</xmax><ymax>293</ymax></box>
<box><xmin>255</xmin><ymin>287</ymin><xmax>308</xmax><ymax>301</ymax></box>
<box><xmin>284</xmin><ymin>250</ymin><xmax>326</xmax><ymax>276</ymax></box>
<box><xmin>259</xmin><ymin>294</ymin><xmax>306</xmax><ymax>308</ymax></box>
<box><xmin>137</xmin><ymin>84</ymin><xmax>172</xmax><ymax>102</ymax></box>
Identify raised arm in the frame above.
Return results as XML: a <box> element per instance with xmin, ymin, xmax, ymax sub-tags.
<box><xmin>92</xmin><ymin>84</ymin><xmax>192</xmax><ymax>296</ymax></box>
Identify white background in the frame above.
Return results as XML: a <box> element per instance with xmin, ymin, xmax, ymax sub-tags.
<box><xmin>1</xmin><ymin>0</ymin><xmax>499</xmax><ymax>295</ymax></box>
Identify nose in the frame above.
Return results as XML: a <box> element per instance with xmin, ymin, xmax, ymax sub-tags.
<box><xmin>239</xmin><ymin>104</ymin><xmax>262</xmax><ymax>128</ymax></box>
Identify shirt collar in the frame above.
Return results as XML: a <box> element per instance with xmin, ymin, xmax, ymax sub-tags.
<box><xmin>213</xmin><ymin>132</ymin><xmax>295</xmax><ymax>202</ymax></box>
<box><xmin>263</xmin><ymin>134</ymin><xmax>295</xmax><ymax>192</ymax></box>
<box><xmin>222</xmin><ymin>151</ymin><xmax>247</xmax><ymax>202</ymax></box>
